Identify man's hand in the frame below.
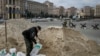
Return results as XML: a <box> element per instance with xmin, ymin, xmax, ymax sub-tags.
<box><xmin>36</xmin><ymin>37</ymin><xmax>41</xmax><ymax>43</ymax></box>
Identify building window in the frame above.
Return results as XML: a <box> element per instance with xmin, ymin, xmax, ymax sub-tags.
<box><xmin>9</xmin><ymin>0</ymin><xmax>11</xmax><ymax>4</ymax></box>
<box><xmin>9</xmin><ymin>7</ymin><xmax>12</xmax><ymax>19</ymax></box>
<box><xmin>5</xmin><ymin>0</ymin><xmax>7</xmax><ymax>4</ymax></box>
<box><xmin>13</xmin><ymin>8</ymin><xmax>16</xmax><ymax>18</ymax></box>
<box><xmin>13</xmin><ymin>0</ymin><xmax>15</xmax><ymax>5</ymax></box>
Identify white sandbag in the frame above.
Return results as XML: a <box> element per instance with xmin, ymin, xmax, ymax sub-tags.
<box><xmin>36</xmin><ymin>54</ymin><xmax>46</xmax><ymax>56</ymax></box>
<box><xmin>17</xmin><ymin>52</ymin><xmax>25</xmax><ymax>56</ymax></box>
<box><xmin>9</xmin><ymin>48</ymin><xmax>17</xmax><ymax>56</ymax></box>
<box><xmin>11</xmin><ymin>53</ymin><xmax>16</xmax><ymax>56</ymax></box>
<box><xmin>30</xmin><ymin>43</ymin><xmax>42</xmax><ymax>56</ymax></box>
<box><xmin>9</xmin><ymin>48</ymin><xmax>16</xmax><ymax>53</ymax></box>
<box><xmin>31</xmin><ymin>54</ymin><xmax>46</xmax><ymax>56</ymax></box>
<box><xmin>5</xmin><ymin>53</ymin><xmax>11</xmax><ymax>56</ymax></box>
<box><xmin>0</xmin><ymin>49</ymin><xmax>6</xmax><ymax>56</ymax></box>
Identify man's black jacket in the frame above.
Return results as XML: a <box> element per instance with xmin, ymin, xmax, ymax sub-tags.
<box><xmin>22</xmin><ymin>27</ymin><xmax>38</xmax><ymax>41</ymax></box>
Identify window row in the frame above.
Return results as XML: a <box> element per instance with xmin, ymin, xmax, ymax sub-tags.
<box><xmin>6</xmin><ymin>7</ymin><xmax>20</xmax><ymax>13</ymax></box>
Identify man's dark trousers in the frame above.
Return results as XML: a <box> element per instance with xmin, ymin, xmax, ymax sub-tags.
<box><xmin>23</xmin><ymin>35</ymin><xmax>33</xmax><ymax>56</ymax></box>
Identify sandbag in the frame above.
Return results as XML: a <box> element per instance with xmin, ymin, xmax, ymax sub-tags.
<box><xmin>16</xmin><ymin>52</ymin><xmax>25</xmax><ymax>56</ymax></box>
<box><xmin>0</xmin><ymin>49</ymin><xmax>6</xmax><ymax>56</ymax></box>
<box><xmin>30</xmin><ymin>43</ymin><xmax>42</xmax><ymax>56</ymax></box>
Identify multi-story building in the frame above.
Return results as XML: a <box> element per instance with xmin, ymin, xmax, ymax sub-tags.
<box><xmin>63</xmin><ymin>9</ymin><xmax>68</xmax><ymax>17</ymax></box>
<box><xmin>67</xmin><ymin>7</ymin><xmax>77</xmax><ymax>18</ymax></box>
<box><xmin>44</xmin><ymin>1</ymin><xmax>54</xmax><ymax>15</ymax></box>
<box><xmin>78</xmin><ymin>9</ymin><xmax>85</xmax><ymax>19</ymax></box>
<box><xmin>0</xmin><ymin>0</ymin><xmax>5</xmax><ymax>19</ymax></box>
<box><xmin>82</xmin><ymin>6</ymin><xmax>94</xmax><ymax>18</ymax></box>
<box><xmin>53</xmin><ymin>6</ymin><xmax>65</xmax><ymax>16</ymax></box>
<box><xmin>59</xmin><ymin>6</ymin><xmax>65</xmax><ymax>16</ymax></box>
<box><xmin>53</xmin><ymin>7</ymin><xmax>59</xmax><ymax>16</ymax></box>
<box><xmin>27</xmin><ymin>1</ymin><xmax>48</xmax><ymax>16</ymax></box>
<box><xmin>94</xmin><ymin>5</ymin><xmax>100</xmax><ymax>18</ymax></box>
<box><xmin>20</xmin><ymin>0</ymin><xmax>26</xmax><ymax>16</ymax></box>
<box><xmin>0</xmin><ymin>0</ymin><xmax>26</xmax><ymax>19</ymax></box>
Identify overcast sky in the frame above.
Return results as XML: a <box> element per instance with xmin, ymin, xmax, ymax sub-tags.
<box><xmin>32</xmin><ymin>0</ymin><xmax>100</xmax><ymax>8</ymax></box>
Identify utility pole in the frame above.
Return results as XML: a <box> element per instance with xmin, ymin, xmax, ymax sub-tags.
<box><xmin>5</xmin><ymin>19</ymin><xmax>8</xmax><ymax>51</ymax></box>
<box><xmin>4</xmin><ymin>0</ymin><xmax>8</xmax><ymax>51</ymax></box>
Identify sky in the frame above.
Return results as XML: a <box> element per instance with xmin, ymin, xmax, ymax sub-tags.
<box><xmin>32</xmin><ymin>0</ymin><xmax>100</xmax><ymax>8</ymax></box>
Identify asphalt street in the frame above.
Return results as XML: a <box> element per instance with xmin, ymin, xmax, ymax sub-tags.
<box><xmin>28</xmin><ymin>19</ymin><xmax>100</xmax><ymax>44</ymax></box>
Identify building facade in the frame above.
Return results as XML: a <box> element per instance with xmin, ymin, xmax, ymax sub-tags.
<box><xmin>53</xmin><ymin>7</ymin><xmax>59</xmax><ymax>16</ymax></box>
<box><xmin>59</xmin><ymin>6</ymin><xmax>65</xmax><ymax>16</ymax></box>
<box><xmin>44</xmin><ymin>1</ymin><xmax>54</xmax><ymax>15</ymax></box>
<box><xmin>0</xmin><ymin>0</ymin><xmax>5</xmax><ymax>19</ymax></box>
<box><xmin>0</xmin><ymin>0</ymin><xmax>26</xmax><ymax>19</ymax></box>
<box><xmin>27</xmin><ymin>1</ymin><xmax>48</xmax><ymax>16</ymax></box>
<box><xmin>67</xmin><ymin>7</ymin><xmax>77</xmax><ymax>18</ymax></box>
<box><xmin>94</xmin><ymin>5</ymin><xmax>100</xmax><ymax>18</ymax></box>
<box><xmin>82</xmin><ymin>6</ymin><xmax>94</xmax><ymax>18</ymax></box>
<box><xmin>53</xmin><ymin>6</ymin><xmax>65</xmax><ymax>16</ymax></box>
<box><xmin>20</xmin><ymin>0</ymin><xmax>26</xmax><ymax>16</ymax></box>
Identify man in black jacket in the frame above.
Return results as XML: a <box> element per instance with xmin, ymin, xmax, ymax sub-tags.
<box><xmin>22</xmin><ymin>26</ymin><xmax>41</xmax><ymax>56</ymax></box>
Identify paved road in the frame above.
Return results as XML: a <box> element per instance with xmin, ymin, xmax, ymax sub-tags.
<box><xmin>28</xmin><ymin>19</ymin><xmax>100</xmax><ymax>44</ymax></box>
<box><xmin>74</xmin><ymin>19</ymin><xmax>100</xmax><ymax>44</ymax></box>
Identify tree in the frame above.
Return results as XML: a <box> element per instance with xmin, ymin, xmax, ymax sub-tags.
<box><xmin>44</xmin><ymin>13</ymin><xmax>49</xmax><ymax>18</ymax></box>
<box><xmin>69</xmin><ymin>15</ymin><xmax>74</xmax><ymax>19</ymax></box>
<box><xmin>40</xmin><ymin>11</ymin><xmax>45</xmax><ymax>18</ymax></box>
<box><xmin>24</xmin><ymin>9</ymin><xmax>35</xmax><ymax>18</ymax></box>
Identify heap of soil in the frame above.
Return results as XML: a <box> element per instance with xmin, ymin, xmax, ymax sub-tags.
<box><xmin>0</xmin><ymin>19</ymin><xmax>35</xmax><ymax>52</ymax></box>
<box><xmin>39</xmin><ymin>27</ymin><xmax>100</xmax><ymax>56</ymax></box>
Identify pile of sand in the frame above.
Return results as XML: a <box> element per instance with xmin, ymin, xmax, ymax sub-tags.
<box><xmin>39</xmin><ymin>27</ymin><xmax>100</xmax><ymax>56</ymax></box>
<box><xmin>0</xmin><ymin>19</ymin><xmax>100</xmax><ymax>56</ymax></box>
<box><xmin>0</xmin><ymin>19</ymin><xmax>35</xmax><ymax>52</ymax></box>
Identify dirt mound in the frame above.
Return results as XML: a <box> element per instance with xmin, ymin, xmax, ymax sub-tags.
<box><xmin>39</xmin><ymin>27</ymin><xmax>100</xmax><ymax>56</ymax></box>
<box><xmin>0</xmin><ymin>19</ymin><xmax>35</xmax><ymax>52</ymax></box>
